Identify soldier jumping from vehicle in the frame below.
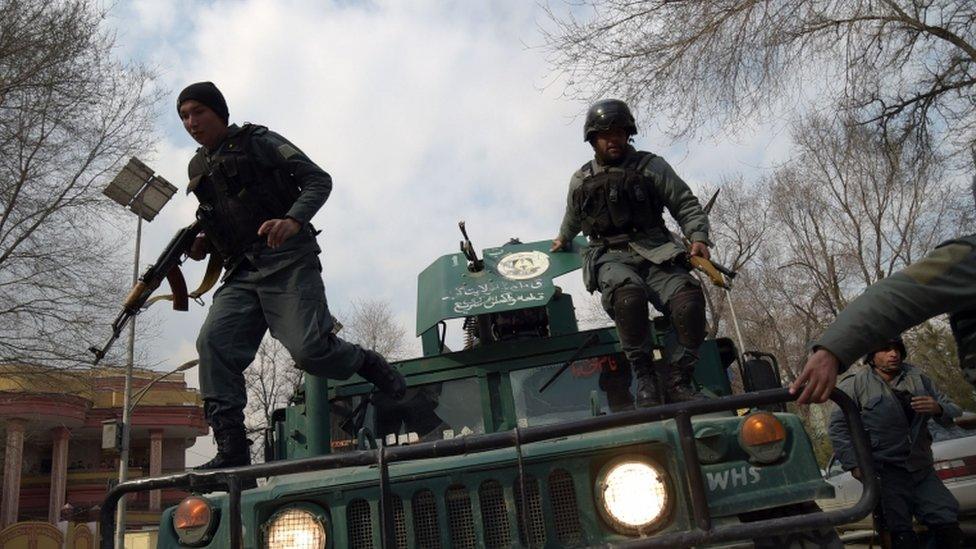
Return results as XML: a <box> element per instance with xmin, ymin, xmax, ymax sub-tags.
<box><xmin>551</xmin><ymin>99</ymin><xmax>713</xmax><ymax>408</ymax></box>
<box><xmin>177</xmin><ymin>82</ymin><xmax>405</xmax><ymax>469</ymax></box>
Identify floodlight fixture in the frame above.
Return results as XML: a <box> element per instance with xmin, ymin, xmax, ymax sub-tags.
<box><xmin>103</xmin><ymin>157</ymin><xmax>177</xmax><ymax>222</ymax></box>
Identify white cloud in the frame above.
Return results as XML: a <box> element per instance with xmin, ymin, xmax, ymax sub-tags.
<box><xmin>109</xmin><ymin>0</ymin><xmax>794</xmax><ymax>460</ymax></box>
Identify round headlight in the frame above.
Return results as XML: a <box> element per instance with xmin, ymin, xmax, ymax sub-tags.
<box><xmin>173</xmin><ymin>496</ymin><xmax>216</xmax><ymax>546</ymax></box>
<box><xmin>596</xmin><ymin>456</ymin><xmax>671</xmax><ymax>534</ymax></box>
<box><xmin>264</xmin><ymin>507</ymin><xmax>327</xmax><ymax>549</ymax></box>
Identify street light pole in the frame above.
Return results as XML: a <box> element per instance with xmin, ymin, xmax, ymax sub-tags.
<box><xmin>128</xmin><ymin>360</ymin><xmax>199</xmax><ymax>411</ymax></box>
<box><xmin>99</xmin><ymin>158</ymin><xmax>176</xmax><ymax>549</ymax></box>
<box><xmin>114</xmin><ymin>357</ymin><xmax>197</xmax><ymax>548</ymax></box>
<box><xmin>115</xmin><ymin>197</ymin><xmax>143</xmax><ymax>549</ymax></box>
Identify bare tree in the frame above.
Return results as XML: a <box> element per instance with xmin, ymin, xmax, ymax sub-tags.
<box><xmin>0</xmin><ymin>0</ymin><xmax>159</xmax><ymax>370</ymax></box>
<box><xmin>543</xmin><ymin>1</ymin><xmax>976</xmax><ymax>152</ymax></box>
<box><xmin>244</xmin><ymin>337</ymin><xmax>304</xmax><ymax>462</ymax></box>
<box><xmin>342</xmin><ymin>298</ymin><xmax>412</xmax><ymax>361</ymax></box>
<box><xmin>697</xmin><ymin>115</ymin><xmax>963</xmax><ymax>385</ymax></box>
<box><xmin>696</xmin><ymin>177</ymin><xmax>773</xmax><ymax>338</ymax></box>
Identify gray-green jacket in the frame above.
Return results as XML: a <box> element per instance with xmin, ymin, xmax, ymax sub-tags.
<box><xmin>556</xmin><ymin>146</ymin><xmax>711</xmax><ymax>291</ymax></box>
<box><xmin>814</xmin><ymin>235</ymin><xmax>976</xmax><ymax>388</ymax></box>
<box><xmin>828</xmin><ymin>363</ymin><xmax>961</xmax><ymax>472</ymax></box>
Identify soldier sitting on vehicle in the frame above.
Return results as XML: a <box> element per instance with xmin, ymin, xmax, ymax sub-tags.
<box><xmin>551</xmin><ymin>99</ymin><xmax>713</xmax><ymax>408</ymax></box>
<box><xmin>828</xmin><ymin>337</ymin><xmax>963</xmax><ymax>548</ymax></box>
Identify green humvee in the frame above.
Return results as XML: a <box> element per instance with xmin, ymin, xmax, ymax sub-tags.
<box><xmin>102</xmin><ymin>237</ymin><xmax>876</xmax><ymax>548</ymax></box>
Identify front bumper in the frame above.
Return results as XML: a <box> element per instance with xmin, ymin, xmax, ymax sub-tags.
<box><xmin>101</xmin><ymin>387</ymin><xmax>877</xmax><ymax>548</ymax></box>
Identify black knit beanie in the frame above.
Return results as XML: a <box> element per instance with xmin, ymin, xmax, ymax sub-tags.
<box><xmin>177</xmin><ymin>82</ymin><xmax>229</xmax><ymax>124</ymax></box>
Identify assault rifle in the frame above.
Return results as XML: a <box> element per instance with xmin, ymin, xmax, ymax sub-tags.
<box><xmin>89</xmin><ymin>220</ymin><xmax>203</xmax><ymax>365</ymax></box>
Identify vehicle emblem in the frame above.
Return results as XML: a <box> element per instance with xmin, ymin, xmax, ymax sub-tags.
<box><xmin>496</xmin><ymin>251</ymin><xmax>550</xmax><ymax>280</ymax></box>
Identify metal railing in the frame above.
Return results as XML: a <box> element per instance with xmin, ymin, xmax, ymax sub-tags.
<box><xmin>100</xmin><ymin>387</ymin><xmax>877</xmax><ymax>548</ymax></box>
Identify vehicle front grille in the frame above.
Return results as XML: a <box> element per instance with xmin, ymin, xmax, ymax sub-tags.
<box><xmin>479</xmin><ymin>480</ymin><xmax>512</xmax><ymax>548</ymax></box>
<box><xmin>347</xmin><ymin>498</ymin><xmax>373</xmax><ymax>549</ymax></box>
<box><xmin>412</xmin><ymin>489</ymin><xmax>441</xmax><ymax>548</ymax></box>
<box><xmin>515</xmin><ymin>475</ymin><xmax>546</xmax><ymax>548</ymax></box>
<box><xmin>392</xmin><ymin>494</ymin><xmax>408</xmax><ymax>549</ymax></box>
<box><xmin>342</xmin><ymin>469</ymin><xmax>586</xmax><ymax>547</ymax></box>
<box><xmin>445</xmin><ymin>484</ymin><xmax>477</xmax><ymax>548</ymax></box>
<box><xmin>550</xmin><ymin>468</ymin><xmax>584</xmax><ymax>545</ymax></box>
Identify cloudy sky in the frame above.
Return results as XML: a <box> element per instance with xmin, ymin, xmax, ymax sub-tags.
<box><xmin>107</xmin><ymin>0</ymin><xmax>791</xmax><ymax>463</ymax></box>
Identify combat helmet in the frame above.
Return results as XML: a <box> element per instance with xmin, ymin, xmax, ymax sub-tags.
<box><xmin>584</xmin><ymin>99</ymin><xmax>637</xmax><ymax>142</ymax></box>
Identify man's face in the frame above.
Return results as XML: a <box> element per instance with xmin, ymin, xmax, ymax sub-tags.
<box><xmin>872</xmin><ymin>345</ymin><xmax>903</xmax><ymax>372</ymax></box>
<box><xmin>179</xmin><ymin>99</ymin><xmax>227</xmax><ymax>149</ymax></box>
<box><xmin>590</xmin><ymin>127</ymin><xmax>629</xmax><ymax>164</ymax></box>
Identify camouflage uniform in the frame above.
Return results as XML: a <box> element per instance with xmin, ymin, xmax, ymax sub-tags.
<box><xmin>814</xmin><ymin>235</ymin><xmax>976</xmax><ymax>389</ymax></box>
<box><xmin>557</xmin><ymin>144</ymin><xmax>711</xmax><ymax>402</ymax></box>
<box><xmin>828</xmin><ymin>363</ymin><xmax>962</xmax><ymax>546</ymax></box>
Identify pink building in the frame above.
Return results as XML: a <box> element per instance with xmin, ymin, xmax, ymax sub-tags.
<box><xmin>0</xmin><ymin>364</ymin><xmax>207</xmax><ymax>531</ymax></box>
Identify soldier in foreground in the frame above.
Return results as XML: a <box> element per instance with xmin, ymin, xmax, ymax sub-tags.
<box><xmin>790</xmin><ymin>232</ymin><xmax>976</xmax><ymax>404</ymax></box>
<box><xmin>551</xmin><ymin>99</ymin><xmax>712</xmax><ymax>407</ymax></box>
<box><xmin>177</xmin><ymin>82</ymin><xmax>405</xmax><ymax>468</ymax></box>
<box><xmin>828</xmin><ymin>338</ymin><xmax>963</xmax><ymax>548</ymax></box>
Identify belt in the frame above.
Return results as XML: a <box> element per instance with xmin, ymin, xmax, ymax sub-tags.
<box><xmin>588</xmin><ymin>233</ymin><xmax>632</xmax><ymax>249</ymax></box>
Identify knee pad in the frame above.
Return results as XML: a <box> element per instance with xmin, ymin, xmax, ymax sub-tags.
<box><xmin>611</xmin><ymin>285</ymin><xmax>650</xmax><ymax>346</ymax></box>
<box><xmin>668</xmin><ymin>286</ymin><xmax>706</xmax><ymax>349</ymax></box>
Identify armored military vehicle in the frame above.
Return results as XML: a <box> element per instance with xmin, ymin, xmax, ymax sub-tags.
<box><xmin>101</xmin><ymin>235</ymin><xmax>876</xmax><ymax>548</ymax></box>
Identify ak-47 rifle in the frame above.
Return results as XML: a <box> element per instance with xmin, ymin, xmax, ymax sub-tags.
<box><xmin>682</xmin><ymin>188</ymin><xmax>738</xmax><ymax>288</ymax></box>
<box><xmin>685</xmin><ymin>188</ymin><xmax>748</xmax><ymax>361</ymax></box>
<box><xmin>89</xmin><ymin>220</ymin><xmax>204</xmax><ymax>365</ymax></box>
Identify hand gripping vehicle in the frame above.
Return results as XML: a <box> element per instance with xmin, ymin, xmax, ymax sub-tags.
<box><xmin>101</xmin><ymin>234</ymin><xmax>878</xmax><ymax>548</ymax></box>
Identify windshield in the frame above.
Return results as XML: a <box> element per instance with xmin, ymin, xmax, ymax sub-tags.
<box><xmin>330</xmin><ymin>377</ymin><xmax>485</xmax><ymax>452</ymax></box>
<box><xmin>511</xmin><ymin>353</ymin><xmax>634</xmax><ymax>427</ymax></box>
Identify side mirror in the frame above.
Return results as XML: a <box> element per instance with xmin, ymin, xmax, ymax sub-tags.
<box><xmin>263</xmin><ymin>427</ymin><xmax>276</xmax><ymax>463</ymax></box>
<box><xmin>741</xmin><ymin>352</ymin><xmax>785</xmax><ymax>412</ymax></box>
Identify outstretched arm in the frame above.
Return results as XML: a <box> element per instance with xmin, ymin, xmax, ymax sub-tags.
<box><xmin>792</xmin><ymin>239</ymin><xmax>976</xmax><ymax>403</ymax></box>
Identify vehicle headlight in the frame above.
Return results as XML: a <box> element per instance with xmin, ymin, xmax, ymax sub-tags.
<box><xmin>739</xmin><ymin>411</ymin><xmax>787</xmax><ymax>464</ymax></box>
<box><xmin>263</xmin><ymin>505</ymin><xmax>327</xmax><ymax>549</ymax></box>
<box><xmin>173</xmin><ymin>496</ymin><xmax>217</xmax><ymax>546</ymax></box>
<box><xmin>596</xmin><ymin>456</ymin><xmax>671</xmax><ymax>534</ymax></box>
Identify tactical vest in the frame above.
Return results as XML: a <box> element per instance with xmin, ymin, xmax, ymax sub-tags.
<box><xmin>571</xmin><ymin>151</ymin><xmax>665</xmax><ymax>238</ymax></box>
<box><xmin>188</xmin><ymin>124</ymin><xmax>302</xmax><ymax>262</ymax></box>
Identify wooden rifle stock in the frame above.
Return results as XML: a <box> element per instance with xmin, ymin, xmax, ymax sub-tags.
<box><xmin>89</xmin><ymin>221</ymin><xmax>203</xmax><ymax>364</ymax></box>
<box><xmin>689</xmin><ymin>256</ymin><xmax>736</xmax><ymax>289</ymax></box>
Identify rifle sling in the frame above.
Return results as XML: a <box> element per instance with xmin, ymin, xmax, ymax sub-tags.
<box><xmin>146</xmin><ymin>253</ymin><xmax>223</xmax><ymax>310</ymax></box>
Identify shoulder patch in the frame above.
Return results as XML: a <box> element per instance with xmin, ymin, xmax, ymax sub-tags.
<box><xmin>902</xmin><ymin>243</ymin><xmax>972</xmax><ymax>284</ymax></box>
<box><xmin>277</xmin><ymin>143</ymin><xmax>299</xmax><ymax>160</ymax></box>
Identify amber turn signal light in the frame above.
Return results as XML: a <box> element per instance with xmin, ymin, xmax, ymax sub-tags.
<box><xmin>740</xmin><ymin>412</ymin><xmax>786</xmax><ymax>446</ymax></box>
<box><xmin>174</xmin><ymin>496</ymin><xmax>211</xmax><ymax>529</ymax></box>
<box><xmin>738</xmin><ymin>412</ymin><xmax>787</xmax><ymax>464</ymax></box>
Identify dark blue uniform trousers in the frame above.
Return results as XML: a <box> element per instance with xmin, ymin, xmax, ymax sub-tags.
<box><xmin>196</xmin><ymin>253</ymin><xmax>364</xmax><ymax>430</ymax></box>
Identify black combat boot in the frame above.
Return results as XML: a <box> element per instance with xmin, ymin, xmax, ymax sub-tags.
<box><xmin>633</xmin><ymin>361</ymin><xmax>662</xmax><ymax>408</ymax></box>
<box><xmin>605</xmin><ymin>387</ymin><xmax>636</xmax><ymax>412</ymax></box>
<box><xmin>358</xmin><ymin>349</ymin><xmax>406</xmax><ymax>400</ymax></box>
<box><xmin>664</xmin><ymin>364</ymin><xmax>705</xmax><ymax>403</ymax></box>
<box><xmin>196</xmin><ymin>426</ymin><xmax>251</xmax><ymax>470</ymax></box>
<box><xmin>928</xmin><ymin>523</ymin><xmax>962</xmax><ymax>549</ymax></box>
<box><xmin>599</xmin><ymin>360</ymin><xmax>635</xmax><ymax>412</ymax></box>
